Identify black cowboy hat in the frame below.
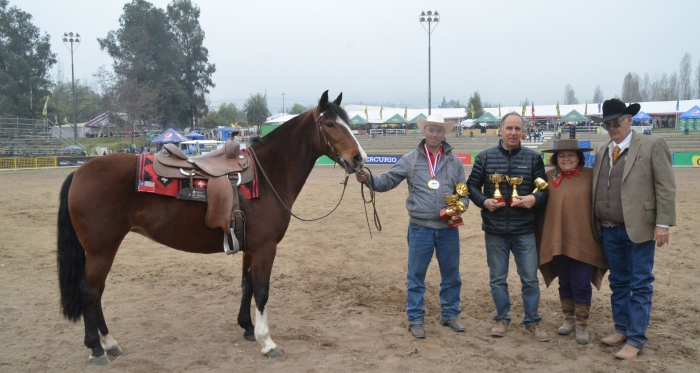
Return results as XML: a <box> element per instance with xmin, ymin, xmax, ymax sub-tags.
<box><xmin>598</xmin><ymin>98</ymin><xmax>641</xmax><ymax>122</ymax></box>
<box><xmin>541</xmin><ymin>139</ymin><xmax>593</xmax><ymax>153</ymax></box>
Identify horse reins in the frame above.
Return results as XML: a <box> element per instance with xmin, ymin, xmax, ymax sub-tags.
<box><xmin>357</xmin><ymin>167</ymin><xmax>382</xmax><ymax>238</ymax></box>
<box><xmin>247</xmin><ymin>109</ymin><xmax>351</xmax><ymax>222</ymax></box>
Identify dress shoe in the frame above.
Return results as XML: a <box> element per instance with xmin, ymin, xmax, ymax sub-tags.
<box><xmin>615</xmin><ymin>344</ymin><xmax>642</xmax><ymax>360</ymax></box>
<box><xmin>528</xmin><ymin>322</ymin><xmax>550</xmax><ymax>342</ymax></box>
<box><xmin>490</xmin><ymin>320</ymin><xmax>508</xmax><ymax>337</ymax></box>
<box><xmin>409</xmin><ymin>324</ymin><xmax>425</xmax><ymax>339</ymax></box>
<box><xmin>601</xmin><ymin>333</ymin><xmax>627</xmax><ymax>346</ymax></box>
<box><xmin>440</xmin><ymin>319</ymin><xmax>466</xmax><ymax>332</ymax></box>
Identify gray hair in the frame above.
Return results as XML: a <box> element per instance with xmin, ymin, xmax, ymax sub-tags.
<box><xmin>501</xmin><ymin>112</ymin><xmax>527</xmax><ymax>127</ymax></box>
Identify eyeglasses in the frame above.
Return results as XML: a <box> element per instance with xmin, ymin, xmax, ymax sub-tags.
<box><xmin>603</xmin><ymin>116</ymin><xmax>627</xmax><ymax>130</ymax></box>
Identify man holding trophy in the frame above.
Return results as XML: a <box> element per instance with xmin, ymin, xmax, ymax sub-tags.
<box><xmin>466</xmin><ymin>112</ymin><xmax>550</xmax><ymax>342</ymax></box>
<box><xmin>355</xmin><ymin>113</ymin><xmax>469</xmax><ymax>339</ymax></box>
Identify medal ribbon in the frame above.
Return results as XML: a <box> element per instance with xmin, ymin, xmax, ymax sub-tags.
<box><xmin>424</xmin><ymin>144</ymin><xmax>442</xmax><ymax>179</ymax></box>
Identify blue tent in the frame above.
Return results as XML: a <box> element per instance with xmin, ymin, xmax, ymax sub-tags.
<box><xmin>217</xmin><ymin>128</ymin><xmax>239</xmax><ymax>141</ymax></box>
<box><xmin>633</xmin><ymin>111</ymin><xmax>651</xmax><ymax>121</ymax></box>
<box><xmin>185</xmin><ymin>131</ymin><xmax>205</xmax><ymax>140</ymax></box>
<box><xmin>679</xmin><ymin>105</ymin><xmax>700</xmax><ymax>119</ymax></box>
<box><xmin>151</xmin><ymin>128</ymin><xmax>188</xmax><ymax>143</ymax></box>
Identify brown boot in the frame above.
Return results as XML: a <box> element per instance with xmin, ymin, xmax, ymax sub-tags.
<box><xmin>558</xmin><ymin>298</ymin><xmax>575</xmax><ymax>335</ymax></box>
<box><xmin>574</xmin><ymin>302</ymin><xmax>591</xmax><ymax>345</ymax></box>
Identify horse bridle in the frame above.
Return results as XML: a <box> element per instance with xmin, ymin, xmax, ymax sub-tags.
<box><xmin>248</xmin><ymin>108</ymin><xmax>351</xmax><ymax>222</ymax></box>
<box><xmin>313</xmin><ymin>108</ymin><xmax>352</xmax><ymax>175</ymax></box>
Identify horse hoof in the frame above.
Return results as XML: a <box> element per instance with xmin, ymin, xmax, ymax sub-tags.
<box><xmin>89</xmin><ymin>354</ymin><xmax>110</xmax><ymax>365</ymax></box>
<box><xmin>264</xmin><ymin>348</ymin><xmax>283</xmax><ymax>358</ymax></box>
<box><xmin>244</xmin><ymin>332</ymin><xmax>256</xmax><ymax>342</ymax></box>
<box><xmin>106</xmin><ymin>345</ymin><xmax>123</xmax><ymax>356</ymax></box>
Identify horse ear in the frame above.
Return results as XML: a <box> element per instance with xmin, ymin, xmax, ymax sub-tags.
<box><xmin>319</xmin><ymin>90</ymin><xmax>329</xmax><ymax>111</ymax></box>
<box><xmin>332</xmin><ymin>92</ymin><xmax>342</xmax><ymax>105</ymax></box>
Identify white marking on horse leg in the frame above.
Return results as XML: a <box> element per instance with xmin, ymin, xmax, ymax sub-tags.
<box><xmin>99</xmin><ymin>331</ymin><xmax>123</xmax><ymax>356</ymax></box>
<box><xmin>337</xmin><ymin>117</ymin><xmax>367</xmax><ymax>162</ymax></box>
<box><xmin>254</xmin><ymin>306</ymin><xmax>278</xmax><ymax>355</ymax></box>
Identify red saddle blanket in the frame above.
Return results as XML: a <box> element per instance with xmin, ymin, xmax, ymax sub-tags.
<box><xmin>136</xmin><ymin>152</ymin><xmax>259</xmax><ymax>199</ymax></box>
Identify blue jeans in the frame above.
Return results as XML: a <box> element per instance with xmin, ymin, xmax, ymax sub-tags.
<box><xmin>603</xmin><ymin>227</ymin><xmax>655</xmax><ymax>349</ymax></box>
<box><xmin>406</xmin><ymin>223</ymin><xmax>462</xmax><ymax>325</ymax></box>
<box><xmin>485</xmin><ymin>232</ymin><xmax>542</xmax><ymax>328</ymax></box>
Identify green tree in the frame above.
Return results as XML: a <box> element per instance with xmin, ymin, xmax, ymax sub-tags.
<box><xmin>0</xmin><ymin>0</ymin><xmax>56</xmax><ymax>118</ymax></box>
<box><xmin>98</xmin><ymin>0</ymin><xmax>186</xmax><ymax>126</ymax></box>
<box><xmin>467</xmin><ymin>91</ymin><xmax>484</xmax><ymax>119</ymax></box>
<box><xmin>167</xmin><ymin>0</ymin><xmax>215</xmax><ymax>130</ymax></box>
<box><xmin>244</xmin><ymin>93</ymin><xmax>270</xmax><ymax>126</ymax></box>
<box><xmin>288</xmin><ymin>103</ymin><xmax>307</xmax><ymax>115</ymax></box>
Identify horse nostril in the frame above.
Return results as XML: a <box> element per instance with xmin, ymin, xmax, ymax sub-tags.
<box><xmin>353</xmin><ymin>154</ymin><xmax>363</xmax><ymax>165</ymax></box>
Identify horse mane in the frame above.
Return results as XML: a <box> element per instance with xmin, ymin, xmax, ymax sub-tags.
<box><xmin>249</xmin><ymin>102</ymin><xmax>349</xmax><ymax>147</ymax></box>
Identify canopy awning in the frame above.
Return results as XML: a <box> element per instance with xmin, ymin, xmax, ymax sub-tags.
<box><xmin>474</xmin><ymin>112</ymin><xmax>499</xmax><ymax>123</ymax></box>
<box><xmin>349</xmin><ymin>115</ymin><xmax>368</xmax><ymax>125</ymax></box>
<box><xmin>559</xmin><ymin>110</ymin><xmax>588</xmax><ymax>122</ymax></box>
<box><xmin>383</xmin><ymin>113</ymin><xmax>407</xmax><ymax>124</ymax></box>
<box><xmin>679</xmin><ymin>105</ymin><xmax>700</xmax><ymax>119</ymax></box>
<box><xmin>151</xmin><ymin>128</ymin><xmax>188</xmax><ymax>143</ymax></box>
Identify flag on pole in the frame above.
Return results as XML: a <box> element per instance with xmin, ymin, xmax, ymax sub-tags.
<box><xmin>598</xmin><ymin>101</ymin><xmax>601</xmax><ymax>113</ymax></box>
<box><xmin>556</xmin><ymin>101</ymin><xmax>560</xmax><ymax>117</ymax></box>
<box><xmin>404</xmin><ymin>106</ymin><xmax>408</xmax><ymax>119</ymax></box>
<box><xmin>521</xmin><ymin>102</ymin><xmax>526</xmax><ymax>116</ymax></box>
<box><xmin>364</xmin><ymin>106</ymin><xmax>368</xmax><ymax>119</ymax></box>
<box><xmin>584</xmin><ymin>100</ymin><xmax>588</xmax><ymax>116</ymax></box>
<box><xmin>498</xmin><ymin>103</ymin><xmax>501</xmax><ymax>118</ymax></box>
<box><xmin>42</xmin><ymin>96</ymin><xmax>49</xmax><ymax>116</ymax></box>
<box><xmin>471</xmin><ymin>103</ymin><xmax>475</xmax><ymax>119</ymax></box>
<box><xmin>380</xmin><ymin>106</ymin><xmax>383</xmax><ymax>120</ymax></box>
<box><xmin>676</xmin><ymin>98</ymin><xmax>680</xmax><ymax>112</ymax></box>
<box><xmin>531</xmin><ymin>102</ymin><xmax>535</xmax><ymax>120</ymax></box>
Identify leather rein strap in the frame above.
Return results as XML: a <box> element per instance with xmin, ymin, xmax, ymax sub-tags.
<box><xmin>248</xmin><ymin>108</ymin><xmax>351</xmax><ymax>222</ymax></box>
<box><xmin>358</xmin><ymin>167</ymin><xmax>382</xmax><ymax>238</ymax></box>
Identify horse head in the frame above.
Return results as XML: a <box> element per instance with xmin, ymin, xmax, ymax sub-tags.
<box><xmin>314</xmin><ymin>90</ymin><xmax>366</xmax><ymax>173</ymax></box>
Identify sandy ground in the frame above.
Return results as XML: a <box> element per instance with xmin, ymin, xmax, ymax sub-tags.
<box><xmin>0</xmin><ymin>165</ymin><xmax>698</xmax><ymax>373</ymax></box>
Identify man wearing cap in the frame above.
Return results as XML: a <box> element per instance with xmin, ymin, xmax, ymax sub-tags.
<box><xmin>466</xmin><ymin>112</ymin><xmax>550</xmax><ymax>342</ymax></box>
<box><xmin>592</xmin><ymin>99</ymin><xmax>676</xmax><ymax>360</ymax></box>
<box><xmin>355</xmin><ymin>113</ymin><xmax>469</xmax><ymax>339</ymax></box>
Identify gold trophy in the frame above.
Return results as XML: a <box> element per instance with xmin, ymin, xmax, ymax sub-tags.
<box><xmin>532</xmin><ymin>178</ymin><xmax>549</xmax><ymax>194</ymax></box>
<box><xmin>488</xmin><ymin>173</ymin><xmax>506</xmax><ymax>203</ymax></box>
<box><xmin>440</xmin><ymin>183</ymin><xmax>468</xmax><ymax>228</ymax></box>
<box><xmin>506</xmin><ymin>176</ymin><xmax>523</xmax><ymax>204</ymax></box>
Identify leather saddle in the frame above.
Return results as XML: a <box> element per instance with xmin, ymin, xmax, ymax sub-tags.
<box><xmin>152</xmin><ymin>136</ymin><xmax>255</xmax><ymax>254</ymax></box>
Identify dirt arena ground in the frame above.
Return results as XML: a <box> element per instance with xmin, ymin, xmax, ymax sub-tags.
<box><xmin>0</xmin><ymin>165</ymin><xmax>698</xmax><ymax>372</ymax></box>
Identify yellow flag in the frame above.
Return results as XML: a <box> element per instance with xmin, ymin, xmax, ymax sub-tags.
<box><xmin>364</xmin><ymin>106</ymin><xmax>368</xmax><ymax>119</ymax></box>
<box><xmin>498</xmin><ymin>103</ymin><xmax>501</xmax><ymax>118</ymax></box>
<box><xmin>404</xmin><ymin>106</ymin><xmax>408</xmax><ymax>119</ymax></box>
<box><xmin>521</xmin><ymin>102</ymin><xmax>526</xmax><ymax>116</ymax></box>
<box><xmin>556</xmin><ymin>101</ymin><xmax>560</xmax><ymax>116</ymax></box>
<box><xmin>471</xmin><ymin>103</ymin><xmax>475</xmax><ymax>119</ymax></box>
<box><xmin>42</xmin><ymin>96</ymin><xmax>49</xmax><ymax>116</ymax></box>
<box><xmin>584</xmin><ymin>101</ymin><xmax>588</xmax><ymax>116</ymax></box>
<box><xmin>380</xmin><ymin>106</ymin><xmax>383</xmax><ymax>120</ymax></box>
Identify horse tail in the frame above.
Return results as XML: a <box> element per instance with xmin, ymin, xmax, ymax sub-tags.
<box><xmin>57</xmin><ymin>172</ymin><xmax>85</xmax><ymax>322</ymax></box>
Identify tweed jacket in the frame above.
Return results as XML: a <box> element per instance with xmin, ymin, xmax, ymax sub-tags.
<box><xmin>591</xmin><ymin>131</ymin><xmax>676</xmax><ymax>243</ymax></box>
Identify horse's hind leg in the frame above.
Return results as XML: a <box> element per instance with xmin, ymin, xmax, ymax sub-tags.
<box><xmin>237</xmin><ymin>253</ymin><xmax>256</xmax><ymax>341</ymax></box>
<box><xmin>96</xmin><ymin>284</ymin><xmax>123</xmax><ymax>357</ymax></box>
<box><xmin>82</xmin><ymin>255</ymin><xmax>118</xmax><ymax>365</ymax></box>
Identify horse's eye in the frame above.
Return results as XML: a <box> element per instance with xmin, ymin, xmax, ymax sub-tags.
<box><xmin>325</xmin><ymin>122</ymin><xmax>335</xmax><ymax>128</ymax></box>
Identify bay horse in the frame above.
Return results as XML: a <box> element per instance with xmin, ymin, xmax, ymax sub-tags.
<box><xmin>57</xmin><ymin>91</ymin><xmax>366</xmax><ymax>365</ymax></box>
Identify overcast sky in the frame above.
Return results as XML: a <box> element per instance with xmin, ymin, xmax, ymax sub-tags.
<box><xmin>18</xmin><ymin>0</ymin><xmax>700</xmax><ymax>112</ymax></box>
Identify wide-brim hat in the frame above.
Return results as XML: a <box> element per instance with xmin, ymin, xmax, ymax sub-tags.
<box><xmin>417</xmin><ymin>113</ymin><xmax>455</xmax><ymax>133</ymax></box>
<box><xmin>597</xmin><ymin>98</ymin><xmax>641</xmax><ymax>122</ymax></box>
<box><xmin>541</xmin><ymin>139</ymin><xmax>593</xmax><ymax>153</ymax></box>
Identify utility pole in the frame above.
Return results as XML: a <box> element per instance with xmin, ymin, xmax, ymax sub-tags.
<box><xmin>282</xmin><ymin>93</ymin><xmax>285</xmax><ymax>114</ymax></box>
<box><xmin>63</xmin><ymin>32</ymin><xmax>81</xmax><ymax>142</ymax></box>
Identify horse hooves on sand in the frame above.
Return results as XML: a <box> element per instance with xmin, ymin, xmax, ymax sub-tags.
<box><xmin>89</xmin><ymin>354</ymin><xmax>110</xmax><ymax>366</ymax></box>
<box><xmin>244</xmin><ymin>333</ymin><xmax>256</xmax><ymax>342</ymax></box>
<box><xmin>105</xmin><ymin>346</ymin><xmax>123</xmax><ymax>356</ymax></box>
<box><xmin>264</xmin><ymin>348</ymin><xmax>284</xmax><ymax>358</ymax></box>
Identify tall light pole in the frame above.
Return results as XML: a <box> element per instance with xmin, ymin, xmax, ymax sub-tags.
<box><xmin>419</xmin><ymin>11</ymin><xmax>439</xmax><ymax>115</ymax></box>
<box><xmin>62</xmin><ymin>32</ymin><xmax>81</xmax><ymax>142</ymax></box>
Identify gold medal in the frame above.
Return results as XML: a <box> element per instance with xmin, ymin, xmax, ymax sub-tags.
<box><xmin>428</xmin><ymin>179</ymin><xmax>440</xmax><ymax>189</ymax></box>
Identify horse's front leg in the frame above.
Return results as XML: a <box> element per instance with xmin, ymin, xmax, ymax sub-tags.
<box><xmin>251</xmin><ymin>250</ymin><xmax>283</xmax><ymax>358</ymax></box>
<box><xmin>237</xmin><ymin>252</ymin><xmax>255</xmax><ymax>341</ymax></box>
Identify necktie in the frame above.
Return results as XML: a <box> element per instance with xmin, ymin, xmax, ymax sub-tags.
<box><xmin>613</xmin><ymin>145</ymin><xmax>620</xmax><ymax>163</ymax></box>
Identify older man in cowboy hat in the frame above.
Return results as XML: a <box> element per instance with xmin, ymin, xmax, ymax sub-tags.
<box><xmin>356</xmin><ymin>113</ymin><xmax>469</xmax><ymax>339</ymax></box>
<box><xmin>466</xmin><ymin>112</ymin><xmax>550</xmax><ymax>342</ymax></box>
<box><xmin>592</xmin><ymin>99</ymin><xmax>676</xmax><ymax>360</ymax></box>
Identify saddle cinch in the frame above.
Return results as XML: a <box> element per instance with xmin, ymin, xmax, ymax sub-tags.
<box><xmin>152</xmin><ymin>137</ymin><xmax>254</xmax><ymax>255</ymax></box>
